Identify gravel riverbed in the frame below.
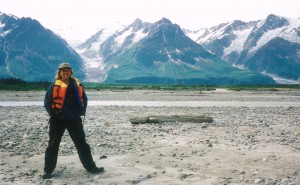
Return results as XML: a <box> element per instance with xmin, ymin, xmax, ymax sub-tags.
<box><xmin>0</xmin><ymin>89</ymin><xmax>299</xmax><ymax>185</ymax></box>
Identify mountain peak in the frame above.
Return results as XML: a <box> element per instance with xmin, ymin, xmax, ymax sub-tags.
<box><xmin>0</xmin><ymin>13</ymin><xmax>85</xmax><ymax>81</ymax></box>
<box><xmin>128</xmin><ymin>18</ymin><xmax>148</xmax><ymax>31</ymax></box>
<box><xmin>266</xmin><ymin>14</ymin><xmax>283</xmax><ymax>20</ymax></box>
<box><xmin>131</xmin><ymin>18</ymin><xmax>143</xmax><ymax>26</ymax></box>
<box><xmin>156</xmin><ymin>18</ymin><xmax>172</xmax><ymax>25</ymax></box>
<box><xmin>264</xmin><ymin>14</ymin><xmax>288</xmax><ymax>28</ymax></box>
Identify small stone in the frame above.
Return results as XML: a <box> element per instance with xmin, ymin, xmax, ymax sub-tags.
<box><xmin>254</xmin><ymin>177</ymin><xmax>263</xmax><ymax>184</ymax></box>
<box><xmin>100</xmin><ymin>155</ymin><xmax>107</xmax><ymax>159</ymax></box>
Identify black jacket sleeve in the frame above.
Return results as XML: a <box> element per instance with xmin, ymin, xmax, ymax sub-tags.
<box><xmin>82</xmin><ymin>89</ymin><xmax>88</xmax><ymax>116</ymax></box>
<box><xmin>44</xmin><ymin>84</ymin><xmax>53</xmax><ymax>116</ymax></box>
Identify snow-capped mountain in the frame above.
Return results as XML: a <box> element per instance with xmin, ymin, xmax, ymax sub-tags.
<box><xmin>0</xmin><ymin>12</ymin><xmax>85</xmax><ymax>81</ymax></box>
<box><xmin>185</xmin><ymin>14</ymin><xmax>300</xmax><ymax>84</ymax></box>
<box><xmin>76</xmin><ymin>25</ymin><xmax>125</xmax><ymax>82</ymax></box>
<box><xmin>76</xmin><ymin>19</ymin><xmax>152</xmax><ymax>82</ymax></box>
<box><xmin>77</xmin><ymin>18</ymin><xmax>275</xmax><ymax>84</ymax></box>
<box><xmin>0</xmin><ymin>11</ymin><xmax>297</xmax><ymax>84</ymax></box>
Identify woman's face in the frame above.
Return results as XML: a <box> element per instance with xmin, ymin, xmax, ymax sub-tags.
<box><xmin>60</xmin><ymin>68</ymin><xmax>72</xmax><ymax>81</ymax></box>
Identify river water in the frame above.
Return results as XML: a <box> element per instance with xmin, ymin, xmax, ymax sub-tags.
<box><xmin>0</xmin><ymin>101</ymin><xmax>299</xmax><ymax>107</ymax></box>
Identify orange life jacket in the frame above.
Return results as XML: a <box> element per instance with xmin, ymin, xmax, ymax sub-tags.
<box><xmin>52</xmin><ymin>78</ymin><xmax>84</xmax><ymax>111</ymax></box>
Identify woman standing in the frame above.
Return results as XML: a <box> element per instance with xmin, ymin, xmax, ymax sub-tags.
<box><xmin>43</xmin><ymin>63</ymin><xmax>104</xmax><ymax>179</ymax></box>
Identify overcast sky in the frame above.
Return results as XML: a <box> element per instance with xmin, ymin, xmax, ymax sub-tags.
<box><xmin>1</xmin><ymin>0</ymin><xmax>300</xmax><ymax>41</ymax></box>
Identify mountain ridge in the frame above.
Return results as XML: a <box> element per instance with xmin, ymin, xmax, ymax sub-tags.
<box><xmin>185</xmin><ymin>14</ymin><xmax>300</xmax><ymax>83</ymax></box>
<box><xmin>79</xmin><ymin>17</ymin><xmax>275</xmax><ymax>84</ymax></box>
<box><xmin>0</xmin><ymin>12</ymin><xmax>85</xmax><ymax>81</ymax></box>
<box><xmin>0</xmin><ymin>12</ymin><xmax>298</xmax><ymax>84</ymax></box>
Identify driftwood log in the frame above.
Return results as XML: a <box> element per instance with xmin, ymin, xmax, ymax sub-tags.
<box><xmin>129</xmin><ymin>115</ymin><xmax>213</xmax><ymax>124</ymax></box>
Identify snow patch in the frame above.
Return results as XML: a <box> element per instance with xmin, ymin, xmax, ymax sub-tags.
<box><xmin>132</xmin><ymin>29</ymin><xmax>148</xmax><ymax>43</ymax></box>
<box><xmin>262</xmin><ymin>71</ymin><xmax>300</xmax><ymax>84</ymax></box>
<box><xmin>80</xmin><ymin>55</ymin><xmax>106</xmax><ymax>82</ymax></box>
<box><xmin>0</xmin><ymin>22</ymin><xmax>11</xmax><ymax>37</ymax></box>
<box><xmin>0</xmin><ymin>22</ymin><xmax>5</xmax><ymax>28</ymax></box>
<box><xmin>115</xmin><ymin>28</ymin><xmax>148</xmax><ymax>47</ymax></box>
<box><xmin>249</xmin><ymin>18</ymin><xmax>300</xmax><ymax>54</ymax></box>
<box><xmin>232</xmin><ymin>64</ymin><xmax>246</xmax><ymax>69</ymax></box>
<box><xmin>185</xmin><ymin>29</ymin><xmax>206</xmax><ymax>41</ymax></box>
<box><xmin>223</xmin><ymin>28</ymin><xmax>253</xmax><ymax>56</ymax></box>
<box><xmin>197</xmin><ymin>24</ymin><xmax>228</xmax><ymax>44</ymax></box>
<box><xmin>115</xmin><ymin>28</ymin><xmax>133</xmax><ymax>46</ymax></box>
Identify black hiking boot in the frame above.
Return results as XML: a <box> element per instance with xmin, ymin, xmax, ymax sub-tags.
<box><xmin>87</xmin><ymin>166</ymin><xmax>104</xmax><ymax>173</ymax></box>
<box><xmin>42</xmin><ymin>172</ymin><xmax>52</xmax><ymax>179</ymax></box>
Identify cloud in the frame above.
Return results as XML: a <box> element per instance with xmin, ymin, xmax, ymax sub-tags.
<box><xmin>1</xmin><ymin>0</ymin><xmax>299</xmax><ymax>40</ymax></box>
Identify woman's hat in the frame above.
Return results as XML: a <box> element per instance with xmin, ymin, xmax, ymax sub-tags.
<box><xmin>59</xmin><ymin>63</ymin><xmax>72</xmax><ymax>69</ymax></box>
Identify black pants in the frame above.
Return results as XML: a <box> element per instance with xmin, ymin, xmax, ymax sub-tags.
<box><xmin>44</xmin><ymin>117</ymin><xmax>96</xmax><ymax>173</ymax></box>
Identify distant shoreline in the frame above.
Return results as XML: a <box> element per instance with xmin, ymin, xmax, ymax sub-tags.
<box><xmin>1</xmin><ymin>78</ymin><xmax>300</xmax><ymax>91</ymax></box>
